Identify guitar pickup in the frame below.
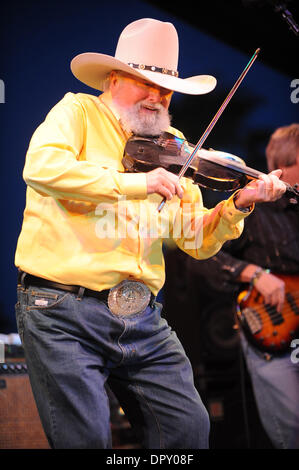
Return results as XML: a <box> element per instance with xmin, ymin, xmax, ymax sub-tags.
<box><xmin>286</xmin><ymin>293</ymin><xmax>299</xmax><ymax>316</ymax></box>
<box><xmin>264</xmin><ymin>304</ymin><xmax>284</xmax><ymax>325</ymax></box>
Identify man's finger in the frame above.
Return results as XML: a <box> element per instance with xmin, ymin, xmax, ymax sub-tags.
<box><xmin>269</xmin><ymin>169</ymin><xmax>282</xmax><ymax>178</ymax></box>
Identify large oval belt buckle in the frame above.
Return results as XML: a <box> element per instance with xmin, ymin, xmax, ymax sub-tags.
<box><xmin>108</xmin><ymin>280</ymin><xmax>151</xmax><ymax>316</ymax></box>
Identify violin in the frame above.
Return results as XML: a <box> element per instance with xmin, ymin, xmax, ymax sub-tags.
<box><xmin>122</xmin><ymin>48</ymin><xmax>299</xmax><ymax>207</ymax></box>
<box><xmin>123</xmin><ymin>132</ymin><xmax>299</xmax><ymax>198</ymax></box>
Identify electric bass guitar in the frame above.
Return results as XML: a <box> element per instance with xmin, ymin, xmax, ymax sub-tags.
<box><xmin>237</xmin><ymin>274</ymin><xmax>299</xmax><ymax>354</ymax></box>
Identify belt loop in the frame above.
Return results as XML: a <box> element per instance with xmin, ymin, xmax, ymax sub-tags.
<box><xmin>76</xmin><ymin>286</ymin><xmax>85</xmax><ymax>301</ymax></box>
<box><xmin>18</xmin><ymin>271</ymin><xmax>27</xmax><ymax>288</ymax></box>
<box><xmin>150</xmin><ymin>294</ymin><xmax>156</xmax><ymax>308</ymax></box>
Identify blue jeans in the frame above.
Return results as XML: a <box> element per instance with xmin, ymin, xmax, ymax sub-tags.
<box><xmin>241</xmin><ymin>335</ymin><xmax>299</xmax><ymax>449</ymax></box>
<box><xmin>15</xmin><ymin>284</ymin><xmax>209</xmax><ymax>449</ymax></box>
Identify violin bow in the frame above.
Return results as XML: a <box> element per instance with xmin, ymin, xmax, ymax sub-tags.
<box><xmin>157</xmin><ymin>48</ymin><xmax>261</xmax><ymax>212</ymax></box>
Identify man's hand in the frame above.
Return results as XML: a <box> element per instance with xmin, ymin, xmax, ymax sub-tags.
<box><xmin>146</xmin><ymin>167</ymin><xmax>184</xmax><ymax>200</ymax></box>
<box><xmin>239</xmin><ymin>264</ymin><xmax>285</xmax><ymax>312</ymax></box>
<box><xmin>254</xmin><ymin>271</ymin><xmax>285</xmax><ymax>313</ymax></box>
<box><xmin>234</xmin><ymin>169</ymin><xmax>286</xmax><ymax>209</ymax></box>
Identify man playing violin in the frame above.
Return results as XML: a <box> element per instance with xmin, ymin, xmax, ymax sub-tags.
<box><xmin>14</xmin><ymin>18</ymin><xmax>286</xmax><ymax>449</ymax></box>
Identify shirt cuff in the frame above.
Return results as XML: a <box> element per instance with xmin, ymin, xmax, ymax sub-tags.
<box><xmin>220</xmin><ymin>192</ymin><xmax>255</xmax><ymax>224</ymax></box>
<box><xmin>117</xmin><ymin>172</ymin><xmax>148</xmax><ymax>199</ymax></box>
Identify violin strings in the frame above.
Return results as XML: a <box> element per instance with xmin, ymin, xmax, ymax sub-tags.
<box><xmin>164</xmin><ymin>139</ymin><xmax>184</xmax><ymax>152</ymax></box>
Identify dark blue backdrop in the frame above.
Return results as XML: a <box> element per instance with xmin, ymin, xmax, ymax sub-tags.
<box><xmin>0</xmin><ymin>0</ymin><xmax>297</xmax><ymax>332</ymax></box>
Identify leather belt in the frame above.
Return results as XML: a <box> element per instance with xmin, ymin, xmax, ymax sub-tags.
<box><xmin>17</xmin><ymin>270</ymin><xmax>155</xmax><ymax>315</ymax></box>
<box><xmin>18</xmin><ymin>270</ymin><xmax>110</xmax><ymax>302</ymax></box>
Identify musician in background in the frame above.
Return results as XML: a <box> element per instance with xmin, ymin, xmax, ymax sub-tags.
<box><xmin>187</xmin><ymin>123</ymin><xmax>299</xmax><ymax>448</ymax></box>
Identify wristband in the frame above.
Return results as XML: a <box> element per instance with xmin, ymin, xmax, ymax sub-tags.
<box><xmin>250</xmin><ymin>267</ymin><xmax>270</xmax><ymax>287</ymax></box>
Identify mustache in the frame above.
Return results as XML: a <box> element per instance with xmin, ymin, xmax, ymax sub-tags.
<box><xmin>116</xmin><ymin>99</ymin><xmax>171</xmax><ymax>136</ymax></box>
<box><xmin>138</xmin><ymin>101</ymin><xmax>164</xmax><ymax>111</ymax></box>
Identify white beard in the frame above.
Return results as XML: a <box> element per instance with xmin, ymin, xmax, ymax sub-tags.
<box><xmin>116</xmin><ymin>101</ymin><xmax>172</xmax><ymax>136</ymax></box>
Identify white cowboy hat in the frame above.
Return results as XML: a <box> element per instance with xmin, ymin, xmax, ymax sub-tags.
<box><xmin>70</xmin><ymin>18</ymin><xmax>217</xmax><ymax>95</ymax></box>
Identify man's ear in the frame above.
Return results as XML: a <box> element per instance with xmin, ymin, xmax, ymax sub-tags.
<box><xmin>109</xmin><ymin>71</ymin><xmax>120</xmax><ymax>93</ymax></box>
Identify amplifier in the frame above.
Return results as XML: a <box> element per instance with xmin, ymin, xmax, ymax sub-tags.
<box><xmin>0</xmin><ymin>357</ymin><xmax>50</xmax><ymax>449</ymax></box>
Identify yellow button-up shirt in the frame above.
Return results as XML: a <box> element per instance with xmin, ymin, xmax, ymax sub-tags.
<box><xmin>15</xmin><ymin>91</ymin><xmax>252</xmax><ymax>295</ymax></box>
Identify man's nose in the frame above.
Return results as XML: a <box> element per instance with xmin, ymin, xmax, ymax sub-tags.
<box><xmin>147</xmin><ymin>87</ymin><xmax>162</xmax><ymax>102</ymax></box>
